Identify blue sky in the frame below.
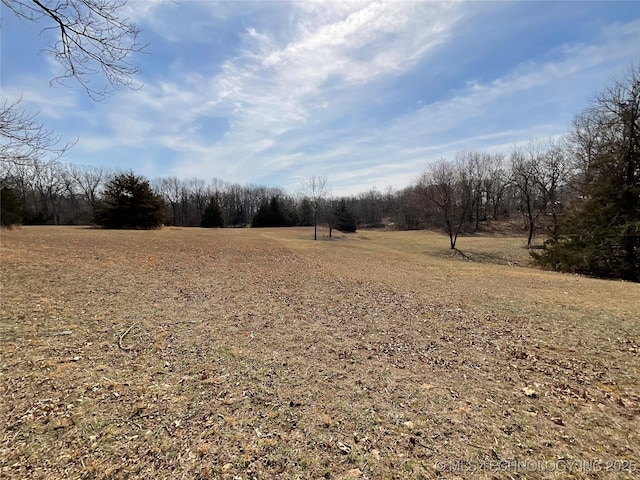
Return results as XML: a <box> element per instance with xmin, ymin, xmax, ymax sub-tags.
<box><xmin>2</xmin><ymin>1</ymin><xmax>639</xmax><ymax>196</ymax></box>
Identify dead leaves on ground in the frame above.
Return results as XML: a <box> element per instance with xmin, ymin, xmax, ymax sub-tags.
<box><xmin>1</xmin><ymin>227</ymin><xmax>638</xmax><ymax>479</ymax></box>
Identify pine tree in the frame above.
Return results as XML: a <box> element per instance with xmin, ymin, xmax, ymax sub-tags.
<box><xmin>333</xmin><ymin>199</ymin><xmax>357</xmax><ymax>233</ymax></box>
<box><xmin>95</xmin><ymin>172</ymin><xmax>166</xmax><ymax>229</ymax></box>
<box><xmin>252</xmin><ymin>196</ymin><xmax>293</xmax><ymax>227</ymax></box>
<box><xmin>1</xmin><ymin>187</ymin><xmax>23</xmax><ymax>227</ymax></box>
<box><xmin>298</xmin><ymin>198</ymin><xmax>314</xmax><ymax>226</ymax></box>
<box><xmin>201</xmin><ymin>197</ymin><xmax>225</xmax><ymax>228</ymax></box>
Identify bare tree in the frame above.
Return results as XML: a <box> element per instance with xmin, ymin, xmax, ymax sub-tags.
<box><xmin>483</xmin><ymin>153</ymin><xmax>510</xmax><ymax>220</ymax></box>
<box><xmin>566</xmin><ymin>109</ymin><xmax>606</xmax><ymax>197</ymax></box>
<box><xmin>539</xmin><ymin>140</ymin><xmax>571</xmax><ymax>237</ymax></box>
<box><xmin>210</xmin><ymin>177</ymin><xmax>228</xmax><ymax>200</ymax></box>
<box><xmin>592</xmin><ymin>65</ymin><xmax>639</xmax><ymax>205</ymax></box>
<box><xmin>31</xmin><ymin>158</ymin><xmax>67</xmax><ymax>223</ymax></box>
<box><xmin>466</xmin><ymin>151</ymin><xmax>490</xmax><ymax>232</ymax></box>
<box><xmin>357</xmin><ymin>188</ymin><xmax>384</xmax><ymax>227</ymax></box>
<box><xmin>302</xmin><ymin>175</ymin><xmax>329</xmax><ymax>240</ymax></box>
<box><xmin>221</xmin><ymin>183</ymin><xmax>245</xmax><ymax>227</ymax></box>
<box><xmin>419</xmin><ymin>154</ymin><xmax>474</xmax><ymax>250</ymax></box>
<box><xmin>186</xmin><ymin>177</ymin><xmax>208</xmax><ymax>226</ymax></box>
<box><xmin>59</xmin><ymin>165</ymin><xmax>81</xmax><ymax>223</ymax></box>
<box><xmin>69</xmin><ymin>163</ymin><xmax>107</xmax><ymax>219</ymax></box>
<box><xmin>154</xmin><ymin>177</ymin><xmax>183</xmax><ymax>226</ymax></box>
<box><xmin>511</xmin><ymin>140</ymin><xmax>570</xmax><ymax>247</ymax></box>
<box><xmin>511</xmin><ymin>146</ymin><xmax>541</xmax><ymax>248</ymax></box>
<box><xmin>1</xmin><ymin>158</ymin><xmax>37</xmax><ymax>214</ymax></box>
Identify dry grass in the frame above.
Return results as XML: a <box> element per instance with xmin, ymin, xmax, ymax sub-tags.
<box><xmin>1</xmin><ymin>226</ymin><xmax>638</xmax><ymax>479</ymax></box>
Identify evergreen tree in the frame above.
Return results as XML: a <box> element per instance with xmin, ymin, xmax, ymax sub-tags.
<box><xmin>230</xmin><ymin>206</ymin><xmax>246</xmax><ymax>227</ymax></box>
<box><xmin>95</xmin><ymin>172</ymin><xmax>166</xmax><ymax>229</ymax></box>
<box><xmin>201</xmin><ymin>197</ymin><xmax>225</xmax><ymax>228</ymax></box>
<box><xmin>252</xmin><ymin>196</ymin><xmax>294</xmax><ymax>227</ymax></box>
<box><xmin>533</xmin><ymin>67</ymin><xmax>639</xmax><ymax>281</ymax></box>
<box><xmin>1</xmin><ymin>187</ymin><xmax>23</xmax><ymax>227</ymax></box>
<box><xmin>299</xmin><ymin>198</ymin><xmax>314</xmax><ymax>226</ymax></box>
<box><xmin>333</xmin><ymin>199</ymin><xmax>357</xmax><ymax>233</ymax></box>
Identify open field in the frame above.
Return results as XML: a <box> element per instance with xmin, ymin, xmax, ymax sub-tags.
<box><xmin>1</xmin><ymin>226</ymin><xmax>639</xmax><ymax>479</ymax></box>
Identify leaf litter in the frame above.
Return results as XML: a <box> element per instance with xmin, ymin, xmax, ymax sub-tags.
<box><xmin>1</xmin><ymin>226</ymin><xmax>638</xmax><ymax>479</ymax></box>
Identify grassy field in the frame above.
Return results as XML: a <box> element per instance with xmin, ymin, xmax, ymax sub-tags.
<box><xmin>1</xmin><ymin>226</ymin><xmax>639</xmax><ymax>479</ymax></box>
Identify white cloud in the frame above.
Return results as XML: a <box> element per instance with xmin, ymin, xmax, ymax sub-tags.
<box><xmin>385</xmin><ymin>20</ymin><xmax>640</xmax><ymax>145</ymax></box>
<box><xmin>123</xmin><ymin>0</ymin><xmax>174</xmax><ymax>21</ymax></box>
<box><xmin>1</xmin><ymin>83</ymin><xmax>78</xmax><ymax>120</ymax></box>
<box><xmin>134</xmin><ymin>2</ymin><xmax>466</xmax><ymax>176</ymax></box>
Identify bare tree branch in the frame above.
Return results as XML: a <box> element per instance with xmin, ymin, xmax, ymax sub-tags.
<box><xmin>2</xmin><ymin>1</ymin><xmax>145</xmax><ymax>167</ymax></box>
<box><xmin>2</xmin><ymin>0</ymin><xmax>146</xmax><ymax>100</ymax></box>
<box><xmin>0</xmin><ymin>97</ymin><xmax>75</xmax><ymax>166</ymax></box>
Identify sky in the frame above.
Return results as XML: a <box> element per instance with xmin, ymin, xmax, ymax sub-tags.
<box><xmin>1</xmin><ymin>1</ymin><xmax>639</xmax><ymax>196</ymax></box>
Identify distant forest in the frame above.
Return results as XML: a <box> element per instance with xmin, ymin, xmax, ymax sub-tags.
<box><xmin>0</xmin><ymin>145</ymin><xmax>564</xmax><ymax>234</ymax></box>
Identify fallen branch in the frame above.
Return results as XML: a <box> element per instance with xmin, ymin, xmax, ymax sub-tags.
<box><xmin>118</xmin><ymin>322</ymin><xmax>139</xmax><ymax>351</ymax></box>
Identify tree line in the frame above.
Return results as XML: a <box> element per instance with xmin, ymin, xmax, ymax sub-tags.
<box><xmin>0</xmin><ymin>140</ymin><xmax>580</xmax><ymax>235</ymax></box>
<box><xmin>0</xmin><ymin>163</ymin><xmax>360</xmax><ymax>230</ymax></box>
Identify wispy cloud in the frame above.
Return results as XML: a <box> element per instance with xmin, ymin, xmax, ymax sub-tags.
<box><xmin>1</xmin><ymin>83</ymin><xmax>78</xmax><ymax>121</ymax></box>
<box><xmin>166</xmin><ymin>4</ymin><xmax>461</xmax><ymax>170</ymax></box>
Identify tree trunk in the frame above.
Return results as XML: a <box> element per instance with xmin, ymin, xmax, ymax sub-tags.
<box><xmin>526</xmin><ymin>219</ymin><xmax>535</xmax><ymax>248</ymax></box>
<box><xmin>314</xmin><ymin>210</ymin><xmax>317</xmax><ymax>240</ymax></box>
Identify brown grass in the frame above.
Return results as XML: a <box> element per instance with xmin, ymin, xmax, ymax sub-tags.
<box><xmin>1</xmin><ymin>226</ymin><xmax>638</xmax><ymax>479</ymax></box>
